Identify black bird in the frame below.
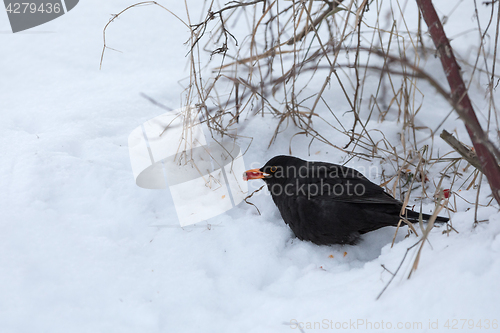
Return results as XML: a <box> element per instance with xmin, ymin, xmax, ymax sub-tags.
<box><xmin>243</xmin><ymin>155</ymin><xmax>449</xmax><ymax>245</ymax></box>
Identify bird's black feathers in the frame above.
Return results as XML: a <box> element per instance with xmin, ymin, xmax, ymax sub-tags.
<box><xmin>258</xmin><ymin>155</ymin><xmax>449</xmax><ymax>245</ymax></box>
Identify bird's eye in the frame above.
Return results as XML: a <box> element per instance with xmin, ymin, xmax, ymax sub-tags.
<box><xmin>270</xmin><ymin>166</ymin><xmax>277</xmax><ymax>172</ymax></box>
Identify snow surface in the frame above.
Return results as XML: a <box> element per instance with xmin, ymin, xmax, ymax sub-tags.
<box><xmin>1</xmin><ymin>1</ymin><xmax>500</xmax><ymax>332</ymax></box>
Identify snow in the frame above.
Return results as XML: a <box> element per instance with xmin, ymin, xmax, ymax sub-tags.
<box><xmin>1</xmin><ymin>1</ymin><xmax>500</xmax><ymax>332</ymax></box>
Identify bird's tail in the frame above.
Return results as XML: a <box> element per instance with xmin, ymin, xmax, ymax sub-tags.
<box><xmin>405</xmin><ymin>210</ymin><xmax>449</xmax><ymax>224</ymax></box>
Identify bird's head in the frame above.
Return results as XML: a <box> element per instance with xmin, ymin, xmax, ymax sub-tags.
<box><xmin>243</xmin><ymin>155</ymin><xmax>306</xmax><ymax>185</ymax></box>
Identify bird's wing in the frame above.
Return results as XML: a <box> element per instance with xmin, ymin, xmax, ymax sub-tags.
<box><xmin>298</xmin><ymin>162</ymin><xmax>403</xmax><ymax>205</ymax></box>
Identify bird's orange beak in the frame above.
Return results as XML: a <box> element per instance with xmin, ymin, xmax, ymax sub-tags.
<box><xmin>243</xmin><ymin>168</ymin><xmax>267</xmax><ymax>181</ymax></box>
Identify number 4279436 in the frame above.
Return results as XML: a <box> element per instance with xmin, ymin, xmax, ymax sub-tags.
<box><xmin>444</xmin><ymin>319</ymin><xmax>498</xmax><ymax>330</ymax></box>
<box><xmin>5</xmin><ymin>3</ymin><xmax>62</xmax><ymax>14</ymax></box>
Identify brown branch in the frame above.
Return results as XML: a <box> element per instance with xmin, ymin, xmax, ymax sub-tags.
<box><xmin>440</xmin><ymin>130</ymin><xmax>483</xmax><ymax>172</ymax></box>
<box><xmin>416</xmin><ymin>0</ymin><xmax>500</xmax><ymax>205</ymax></box>
<box><xmin>99</xmin><ymin>1</ymin><xmax>189</xmax><ymax>70</ymax></box>
<box><xmin>376</xmin><ymin>241</ymin><xmax>421</xmax><ymax>300</ymax></box>
<box><xmin>285</xmin><ymin>0</ymin><xmax>344</xmax><ymax>45</ymax></box>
